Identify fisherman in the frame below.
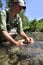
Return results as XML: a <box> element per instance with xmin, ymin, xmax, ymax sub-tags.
<box><xmin>0</xmin><ymin>0</ymin><xmax>34</xmax><ymax>46</ymax></box>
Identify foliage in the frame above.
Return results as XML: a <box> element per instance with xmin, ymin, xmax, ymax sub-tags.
<box><xmin>6</xmin><ymin>0</ymin><xmax>13</xmax><ymax>8</ymax></box>
<box><xmin>29</xmin><ymin>19</ymin><xmax>38</xmax><ymax>31</ymax></box>
<box><xmin>29</xmin><ymin>19</ymin><xmax>43</xmax><ymax>32</ymax></box>
<box><xmin>0</xmin><ymin>0</ymin><xmax>3</xmax><ymax>9</ymax></box>
<box><xmin>36</xmin><ymin>19</ymin><xmax>43</xmax><ymax>32</ymax></box>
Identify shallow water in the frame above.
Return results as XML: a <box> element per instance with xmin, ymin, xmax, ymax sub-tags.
<box><xmin>0</xmin><ymin>41</ymin><xmax>43</xmax><ymax>65</ymax></box>
<box><xmin>21</xmin><ymin>41</ymin><xmax>43</xmax><ymax>57</ymax></box>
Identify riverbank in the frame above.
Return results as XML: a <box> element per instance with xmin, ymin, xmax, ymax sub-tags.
<box><xmin>15</xmin><ymin>32</ymin><xmax>43</xmax><ymax>41</ymax></box>
<box><xmin>28</xmin><ymin>32</ymin><xmax>43</xmax><ymax>41</ymax></box>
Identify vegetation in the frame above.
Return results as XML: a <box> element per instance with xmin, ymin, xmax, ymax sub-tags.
<box><xmin>0</xmin><ymin>0</ymin><xmax>3</xmax><ymax>9</ymax></box>
<box><xmin>29</xmin><ymin>19</ymin><xmax>43</xmax><ymax>32</ymax></box>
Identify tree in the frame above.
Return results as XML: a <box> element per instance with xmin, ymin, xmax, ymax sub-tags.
<box><xmin>29</xmin><ymin>19</ymin><xmax>38</xmax><ymax>32</ymax></box>
<box><xmin>6</xmin><ymin>0</ymin><xmax>13</xmax><ymax>8</ymax></box>
<box><xmin>36</xmin><ymin>19</ymin><xmax>43</xmax><ymax>32</ymax></box>
<box><xmin>0</xmin><ymin>0</ymin><xmax>3</xmax><ymax>9</ymax></box>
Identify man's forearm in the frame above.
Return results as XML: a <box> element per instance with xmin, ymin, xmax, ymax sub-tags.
<box><xmin>20</xmin><ymin>31</ymin><xmax>28</xmax><ymax>40</ymax></box>
<box><xmin>20</xmin><ymin>31</ymin><xmax>34</xmax><ymax>44</ymax></box>
<box><xmin>2</xmin><ymin>30</ymin><xmax>17</xmax><ymax>45</ymax></box>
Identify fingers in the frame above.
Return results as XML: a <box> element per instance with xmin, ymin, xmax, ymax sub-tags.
<box><xmin>20</xmin><ymin>39</ymin><xmax>29</xmax><ymax>45</ymax></box>
<box><xmin>20</xmin><ymin>42</ymin><xmax>27</xmax><ymax>46</ymax></box>
<box><xmin>16</xmin><ymin>40</ymin><xmax>28</xmax><ymax>46</ymax></box>
<box><xmin>26</xmin><ymin>37</ymin><xmax>34</xmax><ymax>44</ymax></box>
<box><xmin>16</xmin><ymin>38</ymin><xmax>35</xmax><ymax>46</ymax></box>
<box><xmin>29</xmin><ymin>37</ymin><xmax>34</xmax><ymax>44</ymax></box>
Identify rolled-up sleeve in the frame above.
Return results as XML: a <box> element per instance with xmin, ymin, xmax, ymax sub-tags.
<box><xmin>17</xmin><ymin>14</ymin><xmax>23</xmax><ymax>33</ymax></box>
<box><xmin>0</xmin><ymin>10</ymin><xmax>7</xmax><ymax>31</ymax></box>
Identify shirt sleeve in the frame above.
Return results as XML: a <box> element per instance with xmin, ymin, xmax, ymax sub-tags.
<box><xmin>17</xmin><ymin>14</ymin><xmax>23</xmax><ymax>33</ymax></box>
<box><xmin>0</xmin><ymin>10</ymin><xmax>7</xmax><ymax>31</ymax></box>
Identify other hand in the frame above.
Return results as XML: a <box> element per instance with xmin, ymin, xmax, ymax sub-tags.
<box><xmin>26</xmin><ymin>37</ymin><xmax>34</xmax><ymax>44</ymax></box>
<box><xmin>16</xmin><ymin>40</ymin><xmax>26</xmax><ymax>46</ymax></box>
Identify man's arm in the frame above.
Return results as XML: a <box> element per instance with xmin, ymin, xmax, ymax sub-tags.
<box><xmin>20</xmin><ymin>31</ymin><xmax>34</xmax><ymax>44</ymax></box>
<box><xmin>2</xmin><ymin>30</ymin><xmax>24</xmax><ymax>46</ymax></box>
<box><xmin>2</xmin><ymin>30</ymin><xmax>17</xmax><ymax>45</ymax></box>
<box><xmin>17</xmin><ymin>15</ymin><xmax>34</xmax><ymax>44</ymax></box>
<box><xmin>0</xmin><ymin>10</ymin><xmax>24</xmax><ymax>46</ymax></box>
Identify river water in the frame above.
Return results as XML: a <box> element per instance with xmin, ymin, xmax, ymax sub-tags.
<box><xmin>0</xmin><ymin>41</ymin><xmax>43</xmax><ymax>65</ymax></box>
<box><xmin>21</xmin><ymin>41</ymin><xmax>43</xmax><ymax>57</ymax></box>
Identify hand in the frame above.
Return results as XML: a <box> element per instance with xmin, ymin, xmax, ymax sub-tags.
<box><xmin>16</xmin><ymin>40</ymin><xmax>25</xmax><ymax>46</ymax></box>
<box><xmin>26</xmin><ymin>37</ymin><xmax>34</xmax><ymax>44</ymax></box>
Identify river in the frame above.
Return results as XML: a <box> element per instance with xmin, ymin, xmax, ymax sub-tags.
<box><xmin>21</xmin><ymin>41</ymin><xmax>43</xmax><ymax>57</ymax></box>
<box><xmin>0</xmin><ymin>41</ymin><xmax>43</xmax><ymax>65</ymax></box>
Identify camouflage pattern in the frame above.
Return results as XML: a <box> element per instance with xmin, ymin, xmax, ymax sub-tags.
<box><xmin>0</xmin><ymin>10</ymin><xmax>7</xmax><ymax>31</ymax></box>
<box><xmin>0</xmin><ymin>10</ymin><xmax>23</xmax><ymax>41</ymax></box>
<box><xmin>0</xmin><ymin>10</ymin><xmax>23</xmax><ymax>43</ymax></box>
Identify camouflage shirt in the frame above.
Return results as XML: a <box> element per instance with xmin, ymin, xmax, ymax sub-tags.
<box><xmin>0</xmin><ymin>10</ymin><xmax>23</xmax><ymax>41</ymax></box>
